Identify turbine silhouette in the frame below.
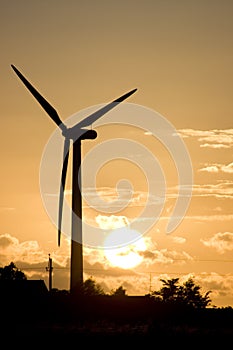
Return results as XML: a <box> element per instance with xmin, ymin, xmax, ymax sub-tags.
<box><xmin>11</xmin><ymin>64</ymin><xmax>137</xmax><ymax>294</ymax></box>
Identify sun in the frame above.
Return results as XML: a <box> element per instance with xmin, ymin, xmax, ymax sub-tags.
<box><xmin>103</xmin><ymin>227</ymin><xmax>147</xmax><ymax>269</ymax></box>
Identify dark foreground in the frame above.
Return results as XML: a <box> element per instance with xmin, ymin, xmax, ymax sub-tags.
<box><xmin>1</xmin><ymin>292</ymin><xmax>233</xmax><ymax>346</ymax></box>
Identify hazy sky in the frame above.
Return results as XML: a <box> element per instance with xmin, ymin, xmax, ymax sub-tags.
<box><xmin>1</xmin><ymin>0</ymin><xmax>233</xmax><ymax>307</ymax></box>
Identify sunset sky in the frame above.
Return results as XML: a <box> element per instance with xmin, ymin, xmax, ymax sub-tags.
<box><xmin>1</xmin><ymin>1</ymin><xmax>233</xmax><ymax>307</ymax></box>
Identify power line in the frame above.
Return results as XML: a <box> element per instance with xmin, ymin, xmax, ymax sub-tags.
<box><xmin>16</xmin><ymin>257</ymin><xmax>233</xmax><ymax>271</ymax></box>
<box><xmin>15</xmin><ymin>255</ymin><xmax>233</xmax><ymax>281</ymax></box>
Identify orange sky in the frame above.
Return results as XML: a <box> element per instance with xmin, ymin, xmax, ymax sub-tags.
<box><xmin>1</xmin><ymin>1</ymin><xmax>233</xmax><ymax>307</ymax></box>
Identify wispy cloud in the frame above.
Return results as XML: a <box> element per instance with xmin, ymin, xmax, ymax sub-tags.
<box><xmin>186</xmin><ymin>214</ymin><xmax>233</xmax><ymax>221</ymax></box>
<box><xmin>178</xmin><ymin>128</ymin><xmax>233</xmax><ymax>149</ymax></box>
<box><xmin>201</xmin><ymin>232</ymin><xmax>233</xmax><ymax>254</ymax></box>
<box><xmin>82</xmin><ymin>187</ymin><xmax>164</xmax><ymax>210</ymax></box>
<box><xmin>221</xmin><ymin>162</ymin><xmax>233</xmax><ymax>174</ymax></box>
<box><xmin>200</xmin><ymin>143</ymin><xmax>230</xmax><ymax>149</ymax></box>
<box><xmin>199</xmin><ymin>165</ymin><xmax>219</xmax><ymax>173</ymax></box>
<box><xmin>171</xmin><ymin>236</ymin><xmax>186</xmax><ymax>244</ymax></box>
<box><xmin>83</xmin><ymin>182</ymin><xmax>233</xmax><ymax>207</ymax></box>
<box><xmin>199</xmin><ymin>162</ymin><xmax>233</xmax><ymax>174</ymax></box>
<box><xmin>191</xmin><ymin>182</ymin><xmax>233</xmax><ymax>198</ymax></box>
<box><xmin>0</xmin><ymin>207</ymin><xmax>15</xmax><ymax>212</ymax></box>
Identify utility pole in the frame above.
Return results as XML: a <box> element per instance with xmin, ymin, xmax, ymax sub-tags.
<box><xmin>46</xmin><ymin>253</ymin><xmax>53</xmax><ymax>292</ymax></box>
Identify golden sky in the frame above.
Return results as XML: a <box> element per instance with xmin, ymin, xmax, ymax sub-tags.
<box><xmin>0</xmin><ymin>0</ymin><xmax>233</xmax><ymax>307</ymax></box>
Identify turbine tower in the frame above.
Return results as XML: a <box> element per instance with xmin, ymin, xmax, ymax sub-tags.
<box><xmin>11</xmin><ymin>65</ymin><xmax>137</xmax><ymax>294</ymax></box>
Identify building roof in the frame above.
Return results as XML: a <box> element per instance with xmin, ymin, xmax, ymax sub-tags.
<box><xmin>0</xmin><ymin>279</ymin><xmax>48</xmax><ymax>299</ymax></box>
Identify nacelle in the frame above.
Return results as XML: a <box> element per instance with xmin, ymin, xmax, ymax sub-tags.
<box><xmin>79</xmin><ymin>129</ymin><xmax>97</xmax><ymax>140</ymax></box>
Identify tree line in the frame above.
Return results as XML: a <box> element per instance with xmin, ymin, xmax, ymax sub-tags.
<box><xmin>0</xmin><ymin>262</ymin><xmax>211</xmax><ymax>308</ymax></box>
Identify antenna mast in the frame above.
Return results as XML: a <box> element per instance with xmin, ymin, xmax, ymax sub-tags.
<box><xmin>46</xmin><ymin>254</ymin><xmax>53</xmax><ymax>292</ymax></box>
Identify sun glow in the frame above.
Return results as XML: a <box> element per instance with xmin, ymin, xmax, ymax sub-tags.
<box><xmin>103</xmin><ymin>227</ymin><xmax>147</xmax><ymax>269</ymax></box>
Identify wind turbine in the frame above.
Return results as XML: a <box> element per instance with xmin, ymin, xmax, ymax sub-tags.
<box><xmin>11</xmin><ymin>64</ymin><xmax>137</xmax><ymax>294</ymax></box>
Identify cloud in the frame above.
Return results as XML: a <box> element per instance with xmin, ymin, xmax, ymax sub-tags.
<box><xmin>221</xmin><ymin>162</ymin><xmax>233</xmax><ymax>174</ymax></box>
<box><xmin>191</xmin><ymin>182</ymin><xmax>233</xmax><ymax>198</ymax></box>
<box><xmin>139</xmin><ymin>245</ymin><xmax>192</xmax><ymax>266</ymax></box>
<box><xmin>83</xmin><ymin>233</ymin><xmax>191</xmax><ymax>280</ymax></box>
<box><xmin>91</xmin><ymin>272</ymin><xmax>233</xmax><ymax>306</ymax></box>
<box><xmin>82</xmin><ymin>181</ymin><xmax>232</xmax><ymax>214</ymax></box>
<box><xmin>199</xmin><ymin>162</ymin><xmax>233</xmax><ymax>174</ymax></box>
<box><xmin>178</xmin><ymin>129</ymin><xmax>215</xmax><ymax>137</ymax></box>
<box><xmin>185</xmin><ymin>214</ymin><xmax>233</xmax><ymax>222</ymax></box>
<box><xmin>201</xmin><ymin>232</ymin><xmax>233</xmax><ymax>254</ymax></box>
<box><xmin>95</xmin><ymin>214</ymin><xmax>130</xmax><ymax>230</ymax></box>
<box><xmin>198</xmin><ymin>134</ymin><xmax>233</xmax><ymax>145</ymax></box>
<box><xmin>0</xmin><ymin>233</ymin><xmax>69</xmax><ymax>269</ymax></box>
<box><xmin>195</xmin><ymin>273</ymin><xmax>233</xmax><ymax>304</ymax></box>
<box><xmin>84</xmin><ymin>260</ymin><xmax>138</xmax><ymax>278</ymax></box>
<box><xmin>199</xmin><ymin>165</ymin><xmax>219</xmax><ymax>173</ymax></box>
<box><xmin>0</xmin><ymin>233</ymin><xmax>16</xmax><ymax>248</ymax></box>
<box><xmin>0</xmin><ymin>233</ymin><xmax>45</xmax><ymax>264</ymax></box>
<box><xmin>2</xmin><ymin>235</ymin><xmax>233</xmax><ymax>306</ymax></box>
<box><xmin>82</xmin><ymin>187</ymin><xmax>164</xmax><ymax>210</ymax></box>
<box><xmin>178</xmin><ymin>128</ymin><xmax>233</xmax><ymax>148</ymax></box>
<box><xmin>171</xmin><ymin>236</ymin><xmax>186</xmax><ymax>244</ymax></box>
<box><xmin>200</xmin><ymin>143</ymin><xmax>229</xmax><ymax>149</ymax></box>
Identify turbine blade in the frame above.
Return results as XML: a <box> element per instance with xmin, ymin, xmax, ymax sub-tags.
<box><xmin>58</xmin><ymin>137</ymin><xmax>70</xmax><ymax>246</ymax></box>
<box><xmin>11</xmin><ymin>65</ymin><xmax>66</xmax><ymax>131</ymax></box>
<box><xmin>75</xmin><ymin>88</ymin><xmax>137</xmax><ymax>129</ymax></box>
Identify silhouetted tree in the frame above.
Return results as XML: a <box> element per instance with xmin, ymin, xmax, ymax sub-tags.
<box><xmin>151</xmin><ymin>277</ymin><xmax>211</xmax><ymax>308</ymax></box>
<box><xmin>82</xmin><ymin>277</ymin><xmax>105</xmax><ymax>296</ymax></box>
<box><xmin>110</xmin><ymin>285</ymin><xmax>127</xmax><ymax>296</ymax></box>
<box><xmin>178</xmin><ymin>277</ymin><xmax>212</xmax><ymax>308</ymax></box>
<box><xmin>0</xmin><ymin>262</ymin><xmax>27</xmax><ymax>280</ymax></box>
<box><xmin>152</xmin><ymin>278</ymin><xmax>180</xmax><ymax>302</ymax></box>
